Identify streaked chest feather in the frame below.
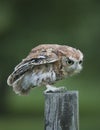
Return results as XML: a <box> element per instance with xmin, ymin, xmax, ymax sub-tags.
<box><xmin>21</xmin><ymin>65</ymin><xmax>57</xmax><ymax>89</ymax></box>
<box><xmin>22</xmin><ymin>70</ymin><xmax>56</xmax><ymax>89</ymax></box>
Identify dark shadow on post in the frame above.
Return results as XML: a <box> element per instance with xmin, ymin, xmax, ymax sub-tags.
<box><xmin>44</xmin><ymin>91</ymin><xmax>79</xmax><ymax>130</ymax></box>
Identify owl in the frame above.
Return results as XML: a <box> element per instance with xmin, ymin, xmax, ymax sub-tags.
<box><xmin>7</xmin><ymin>44</ymin><xmax>83</xmax><ymax>95</ymax></box>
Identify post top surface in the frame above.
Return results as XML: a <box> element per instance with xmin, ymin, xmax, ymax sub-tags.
<box><xmin>44</xmin><ymin>90</ymin><xmax>78</xmax><ymax>95</ymax></box>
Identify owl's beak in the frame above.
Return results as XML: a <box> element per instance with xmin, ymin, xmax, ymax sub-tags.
<box><xmin>74</xmin><ymin>64</ymin><xmax>82</xmax><ymax>73</ymax></box>
<box><xmin>69</xmin><ymin>63</ymin><xmax>82</xmax><ymax>73</ymax></box>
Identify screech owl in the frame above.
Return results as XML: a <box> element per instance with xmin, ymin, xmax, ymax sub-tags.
<box><xmin>7</xmin><ymin>44</ymin><xmax>83</xmax><ymax>95</ymax></box>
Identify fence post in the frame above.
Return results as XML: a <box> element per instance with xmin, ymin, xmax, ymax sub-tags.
<box><xmin>44</xmin><ymin>91</ymin><xmax>79</xmax><ymax>130</ymax></box>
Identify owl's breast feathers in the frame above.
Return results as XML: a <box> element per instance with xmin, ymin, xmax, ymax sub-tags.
<box><xmin>7</xmin><ymin>44</ymin><xmax>83</xmax><ymax>95</ymax></box>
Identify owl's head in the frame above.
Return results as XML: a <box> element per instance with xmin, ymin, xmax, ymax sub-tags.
<box><xmin>61</xmin><ymin>49</ymin><xmax>83</xmax><ymax>76</ymax></box>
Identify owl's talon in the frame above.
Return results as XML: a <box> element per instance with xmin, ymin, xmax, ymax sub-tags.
<box><xmin>44</xmin><ymin>85</ymin><xmax>66</xmax><ymax>93</ymax></box>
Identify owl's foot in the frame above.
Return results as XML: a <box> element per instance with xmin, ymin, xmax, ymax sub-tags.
<box><xmin>44</xmin><ymin>84</ymin><xmax>66</xmax><ymax>93</ymax></box>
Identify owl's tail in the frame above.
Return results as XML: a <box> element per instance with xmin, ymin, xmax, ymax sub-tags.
<box><xmin>7</xmin><ymin>74</ymin><xmax>32</xmax><ymax>95</ymax></box>
<box><xmin>7</xmin><ymin>61</ymin><xmax>35</xmax><ymax>95</ymax></box>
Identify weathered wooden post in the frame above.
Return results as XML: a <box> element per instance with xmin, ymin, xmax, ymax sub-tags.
<box><xmin>44</xmin><ymin>91</ymin><xmax>79</xmax><ymax>130</ymax></box>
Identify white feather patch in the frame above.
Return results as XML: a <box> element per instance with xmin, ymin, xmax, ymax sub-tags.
<box><xmin>21</xmin><ymin>70</ymin><xmax>56</xmax><ymax>89</ymax></box>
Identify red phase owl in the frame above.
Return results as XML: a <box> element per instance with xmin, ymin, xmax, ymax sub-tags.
<box><xmin>7</xmin><ymin>44</ymin><xmax>83</xmax><ymax>95</ymax></box>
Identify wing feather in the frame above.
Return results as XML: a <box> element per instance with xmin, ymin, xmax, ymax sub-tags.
<box><xmin>7</xmin><ymin>47</ymin><xmax>59</xmax><ymax>86</ymax></box>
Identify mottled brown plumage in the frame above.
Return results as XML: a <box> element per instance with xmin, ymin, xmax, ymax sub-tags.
<box><xmin>7</xmin><ymin>44</ymin><xmax>83</xmax><ymax>95</ymax></box>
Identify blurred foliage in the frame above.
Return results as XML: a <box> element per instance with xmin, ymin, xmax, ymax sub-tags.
<box><xmin>0</xmin><ymin>0</ymin><xmax>100</xmax><ymax>130</ymax></box>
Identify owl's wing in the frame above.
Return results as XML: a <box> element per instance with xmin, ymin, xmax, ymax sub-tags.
<box><xmin>7</xmin><ymin>50</ymin><xmax>59</xmax><ymax>85</ymax></box>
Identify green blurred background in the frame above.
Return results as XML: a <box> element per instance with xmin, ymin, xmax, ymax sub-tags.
<box><xmin>0</xmin><ymin>0</ymin><xmax>100</xmax><ymax>130</ymax></box>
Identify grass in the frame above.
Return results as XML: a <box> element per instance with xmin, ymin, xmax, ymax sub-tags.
<box><xmin>0</xmin><ymin>116</ymin><xmax>44</xmax><ymax>130</ymax></box>
<box><xmin>0</xmin><ymin>115</ymin><xmax>99</xmax><ymax>130</ymax></box>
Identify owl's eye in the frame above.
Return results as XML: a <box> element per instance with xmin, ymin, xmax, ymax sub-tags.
<box><xmin>79</xmin><ymin>60</ymin><xmax>83</xmax><ymax>64</ymax></box>
<box><xmin>66</xmin><ymin>58</ymin><xmax>74</xmax><ymax>65</ymax></box>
